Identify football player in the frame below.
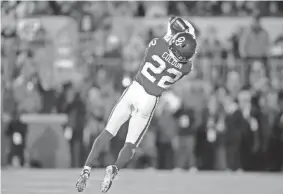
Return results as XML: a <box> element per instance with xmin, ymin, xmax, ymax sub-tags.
<box><xmin>76</xmin><ymin>16</ymin><xmax>197</xmax><ymax>193</ymax></box>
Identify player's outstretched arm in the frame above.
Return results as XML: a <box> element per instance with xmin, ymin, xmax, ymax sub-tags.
<box><xmin>164</xmin><ymin>16</ymin><xmax>196</xmax><ymax>42</ymax></box>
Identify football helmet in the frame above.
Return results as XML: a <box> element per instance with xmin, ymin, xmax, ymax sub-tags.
<box><xmin>168</xmin><ymin>32</ymin><xmax>197</xmax><ymax>63</ymax></box>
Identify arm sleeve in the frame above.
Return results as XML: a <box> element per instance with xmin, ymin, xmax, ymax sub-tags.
<box><xmin>183</xmin><ymin>20</ymin><xmax>196</xmax><ymax>38</ymax></box>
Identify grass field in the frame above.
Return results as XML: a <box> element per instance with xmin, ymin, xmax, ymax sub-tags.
<box><xmin>1</xmin><ymin>169</ymin><xmax>283</xmax><ymax>194</ymax></box>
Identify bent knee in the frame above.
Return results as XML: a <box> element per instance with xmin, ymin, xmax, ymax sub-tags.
<box><xmin>124</xmin><ymin>142</ymin><xmax>137</xmax><ymax>155</ymax></box>
<box><xmin>124</xmin><ymin>142</ymin><xmax>137</xmax><ymax>149</ymax></box>
<box><xmin>99</xmin><ymin>130</ymin><xmax>115</xmax><ymax>141</ymax></box>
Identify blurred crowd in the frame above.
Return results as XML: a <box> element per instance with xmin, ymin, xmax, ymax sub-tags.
<box><xmin>2</xmin><ymin>1</ymin><xmax>283</xmax><ymax>171</ymax></box>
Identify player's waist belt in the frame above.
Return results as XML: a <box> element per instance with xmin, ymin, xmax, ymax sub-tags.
<box><xmin>133</xmin><ymin>79</ymin><xmax>161</xmax><ymax>97</ymax></box>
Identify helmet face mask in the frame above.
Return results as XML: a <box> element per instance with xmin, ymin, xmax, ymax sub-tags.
<box><xmin>168</xmin><ymin>45</ymin><xmax>189</xmax><ymax>63</ymax></box>
<box><xmin>168</xmin><ymin>32</ymin><xmax>197</xmax><ymax>63</ymax></box>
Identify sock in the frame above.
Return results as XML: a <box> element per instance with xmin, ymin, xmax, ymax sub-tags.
<box><xmin>85</xmin><ymin>130</ymin><xmax>114</xmax><ymax>167</ymax></box>
<box><xmin>114</xmin><ymin>143</ymin><xmax>136</xmax><ymax>170</ymax></box>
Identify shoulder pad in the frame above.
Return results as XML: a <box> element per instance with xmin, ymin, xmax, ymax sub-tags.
<box><xmin>148</xmin><ymin>38</ymin><xmax>158</xmax><ymax>48</ymax></box>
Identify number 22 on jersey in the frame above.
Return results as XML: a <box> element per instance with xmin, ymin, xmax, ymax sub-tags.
<box><xmin>141</xmin><ymin>55</ymin><xmax>183</xmax><ymax>89</ymax></box>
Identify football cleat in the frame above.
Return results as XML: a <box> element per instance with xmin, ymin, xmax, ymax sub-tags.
<box><xmin>76</xmin><ymin>169</ymin><xmax>90</xmax><ymax>192</ymax></box>
<box><xmin>100</xmin><ymin>165</ymin><xmax>119</xmax><ymax>193</ymax></box>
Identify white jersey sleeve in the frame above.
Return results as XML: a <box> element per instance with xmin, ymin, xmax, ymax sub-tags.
<box><xmin>183</xmin><ymin>20</ymin><xmax>196</xmax><ymax>39</ymax></box>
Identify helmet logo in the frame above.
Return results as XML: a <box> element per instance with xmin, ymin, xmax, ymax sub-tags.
<box><xmin>175</xmin><ymin>36</ymin><xmax>185</xmax><ymax>46</ymax></box>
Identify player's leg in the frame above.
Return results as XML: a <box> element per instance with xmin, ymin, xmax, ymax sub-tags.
<box><xmin>115</xmin><ymin>98</ymin><xmax>158</xmax><ymax>169</ymax></box>
<box><xmin>84</xmin><ymin>98</ymin><xmax>132</xmax><ymax>168</ymax></box>
<box><xmin>101</xmin><ymin>93</ymin><xmax>159</xmax><ymax>193</ymax></box>
<box><xmin>76</xmin><ymin>86</ymin><xmax>132</xmax><ymax>192</ymax></box>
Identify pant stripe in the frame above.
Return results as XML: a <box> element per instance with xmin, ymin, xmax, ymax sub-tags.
<box><xmin>134</xmin><ymin>97</ymin><xmax>159</xmax><ymax>146</ymax></box>
<box><xmin>106</xmin><ymin>84</ymin><xmax>131</xmax><ymax>124</ymax></box>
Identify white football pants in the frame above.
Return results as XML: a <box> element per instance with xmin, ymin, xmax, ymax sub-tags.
<box><xmin>105</xmin><ymin>81</ymin><xmax>159</xmax><ymax>146</ymax></box>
